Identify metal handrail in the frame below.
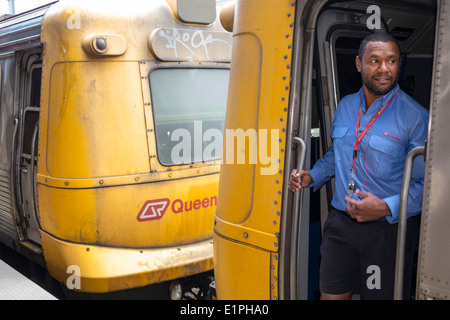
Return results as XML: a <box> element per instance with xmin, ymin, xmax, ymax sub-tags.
<box><xmin>394</xmin><ymin>146</ymin><xmax>425</xmax><ymax>300</ymax></box>
<box><xmin>31</xmin><ymin>121</ymin><xmax>40</xmax><ymax>227</ymax></box>
<box><xmin>290</xmin><ymin>136</ymin><xmax>307</xmax><ymax>299</ymax></box>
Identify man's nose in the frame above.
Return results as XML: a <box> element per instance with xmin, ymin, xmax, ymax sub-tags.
<box><xmin>378</xmin><ymin>61</ymin><xmax>390</xmax><ymax>72</ymax></box>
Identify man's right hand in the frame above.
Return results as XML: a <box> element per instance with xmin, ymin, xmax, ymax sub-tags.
<box><xmin>288</xmin><ymin>169</ymin><xmax>313</xmax><ymax>192</ymax></box>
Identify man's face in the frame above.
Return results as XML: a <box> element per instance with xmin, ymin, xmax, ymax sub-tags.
<box><xmin>355</xmin><ymin>41</ymin><xmax>401</xmax><ymax>96</ymax></box>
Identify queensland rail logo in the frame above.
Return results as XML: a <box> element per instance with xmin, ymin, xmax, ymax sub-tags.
<box><xmin>137</xmin><ymin>196</ymin><xmax>217</xmax><ymax>222</ymax></box>
<box><xmin>137</xmin><ymin>198</ymin><xmax>170</xmax><ymax>222</ymax></box>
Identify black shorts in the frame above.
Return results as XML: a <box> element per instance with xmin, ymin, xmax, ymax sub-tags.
<box><xmin>319</xmin><ymin>207</ymin><xmax>419</xmax><ymax>299</ymax></box>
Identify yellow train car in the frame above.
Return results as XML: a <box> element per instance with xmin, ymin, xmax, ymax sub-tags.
<box><xmin>214</xmin><ymin>0</ymin><xmax>446</xmax><ymax>300</ymax></box>
<box><xmin>0</xmin><ymin>0</ymin><xmax>231</xmax><ymax>298</ymax></box>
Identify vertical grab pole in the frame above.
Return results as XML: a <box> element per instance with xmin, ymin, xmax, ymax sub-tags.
<box><xmin>290</xmin><ymin>137</ymin><xmax>307</xmax><ymax>299</ymax></box>
<box><xmin>31</xmin><ymin>121</ymin><xmax>40</xmax><ymax>227</ymax></box>
<box><xmin>394</xmin><ymin>146</ymin><xmax>425</xmax><ymax>300</ymax></box>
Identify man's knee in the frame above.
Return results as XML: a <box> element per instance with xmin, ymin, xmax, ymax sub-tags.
<box><xmin>320</xmin><ymin>291</ymin><xmax>353</xmax><ymax>300</ymax></box>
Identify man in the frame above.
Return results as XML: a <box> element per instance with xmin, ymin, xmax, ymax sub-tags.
<box><xmin>288</xmin><ymin>33</ymin><xmax>429</xmax><ymax>300</ymax></box>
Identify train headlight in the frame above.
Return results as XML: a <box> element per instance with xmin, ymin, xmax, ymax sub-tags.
<box><xmin>82</xmin><ymin>34</ymin><xmax>127</xmax><ymax>56</ymax></box>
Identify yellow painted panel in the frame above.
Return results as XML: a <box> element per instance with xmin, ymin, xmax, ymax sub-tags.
<box><xmin>213</xmin><ymin>232</ymin><xmax>271</xmax><ymax>300</ymax></box>
<box><xmin>46</xmin><ymin>62</ymin><xmax>149</xmax><ymax>179</ymax></box>
<box><xmin>217</xmin><ymin>32</ymin><xmax>261</xmax><ymax>225</ymax></box>
<box><xmin>214</xmin><ymin>0</ymin><xmax>297</xmax><ymax>299</ymax></box>
<box><xmin>41</xmin><ymin>231</ymin><xmax>213</xmax><ymax>293</ymax></box>
<box><xmin>38</xmin><ymin>174</ymin><xmax>219</xmax><ymax>247</ymax></box>
<box><xmin>216</xmin><ymin>0</ymin><xmax>295</xmax><ymax>245</ymax></box>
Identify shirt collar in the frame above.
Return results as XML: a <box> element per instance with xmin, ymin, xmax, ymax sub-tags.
<box><xmin>358</xmin><ymin>84</ymin><xmax>400</xmax><ymax>113</ymax></box>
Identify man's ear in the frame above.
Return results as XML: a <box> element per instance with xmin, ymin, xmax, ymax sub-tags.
<box><xmin>355</xmin><ymin>55</ymin><xmax>362</xmax><ymax>73</ymax></box>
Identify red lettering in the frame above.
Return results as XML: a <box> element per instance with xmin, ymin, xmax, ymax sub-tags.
<box><xmin>184</xmin><ymin>200</ymin><xmax>192</xmax><ymax>212</ymax></box>
<box><xmin>169</xmin><ymin>196</ymin><xmax>218</xmax><ymax>214</ymax></box>
<box><xmin>172</xmin><ymin>199</ymin><xmax>183</xmax><ymax>213</ymax></box>
<box><xmin>193</xmin><ymin>199</ymin><xmax>201</xmax><ymax>210</ymax></box>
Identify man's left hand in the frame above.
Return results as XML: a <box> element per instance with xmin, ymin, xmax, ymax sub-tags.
<box><xmin>345</xmin><ymin>189</ymin><xmax>391</xmax><ymax>223</ymax></box>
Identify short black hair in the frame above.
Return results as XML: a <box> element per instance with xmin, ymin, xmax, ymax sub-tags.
<box><xmin>358</xmin><ymin>33</ymin><xmax>401</xmax><ymax>59</ymax></box>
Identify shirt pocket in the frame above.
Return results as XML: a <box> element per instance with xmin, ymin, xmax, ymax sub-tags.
<box><xmin>368</xmin><ymin>134</ymin><xmax>404</xmax><ymax>180</ymax></box>
<box><xmin>332</xmin><ymin>126</ymin><xmax>349</xmax><ymax>140</ymax></box>
<box><xmin>332</xmin><ymin>126</ymin><xmax>352</xmax><ymax>151</ymax></box>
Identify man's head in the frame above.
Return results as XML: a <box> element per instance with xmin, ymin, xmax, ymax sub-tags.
<box><xmin>356</xmin><ymin>33</ymin><xmax>401</xmax><ymax>97</ymax></box>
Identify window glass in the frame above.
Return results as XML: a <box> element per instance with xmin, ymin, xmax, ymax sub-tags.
<box><xmin>150</xmin><ymin>68</ymin><xmax>229</xmax><ymax>165</ymax></box>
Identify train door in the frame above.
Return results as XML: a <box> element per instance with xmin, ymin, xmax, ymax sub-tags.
<box><xmin>213</xmin><ymin>0</ymin><xmax>436</xmax><ymax>300</ymax></box>
<box><xmin>16</xmin><ymin>50</ymin><xmax>42</xmax><ymax>245</ymax></box>
<box><xmin>293</xmin><ymin>1</ymin><xmax>435</xmax><ymax>299</ymax></box>
<box><xmin>298</xmin><ymin>9</ymin><xmax>389</xmax><ymax>299</ymax></box>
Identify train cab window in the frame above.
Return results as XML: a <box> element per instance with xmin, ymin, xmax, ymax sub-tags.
<box><xmin>334</xmin><ymin>35</ymin><xmax>365</xmax><ymax>99</ymax></box>
<box><xmin>333</xmin><ymin>33</ymin><xmax>434</xmax><ymax>109</ymax></box>
<box><xmin>149</xmin><ymin>68</ymin><xmax>230</xmax><ymax>165</ymax></box>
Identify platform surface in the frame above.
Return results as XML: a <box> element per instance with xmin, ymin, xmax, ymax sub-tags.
<box><xmin>0</xmin><ymin>259</ymin><xmax>57</xmax><ymax>300</ymax></box>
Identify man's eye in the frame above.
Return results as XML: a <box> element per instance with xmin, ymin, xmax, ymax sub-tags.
<box><xmin>370</xmin><ymin>59</ymin><xmax>378</xmax><ymax>63</ymax></box>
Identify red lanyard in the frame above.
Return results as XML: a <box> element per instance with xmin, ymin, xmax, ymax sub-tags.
<box><xmin>351</xmin><ymin>91</ymin><xmax>398</xmax><ymax>171</ymax></box>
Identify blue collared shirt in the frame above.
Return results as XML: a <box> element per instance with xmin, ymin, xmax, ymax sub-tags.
<box><xmin>309</xmin><ymin>84</ymin><xmax>429</xmax><ymax>224</ymax></box>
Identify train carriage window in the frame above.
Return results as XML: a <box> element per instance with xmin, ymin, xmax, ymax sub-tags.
<box><xmin>149</xmin><ymin>68</ymin><xmax>229</xmax><ymax>165</ymax></box>
<box><xmin>29</xmin><ymin>67</ymin><xmax>41</xmax><ymax>107</ymax></box>
<box><xmin>21</xmin><ymin>66</ymin><xmax>41</xmax><ymax>158</ymax></box>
